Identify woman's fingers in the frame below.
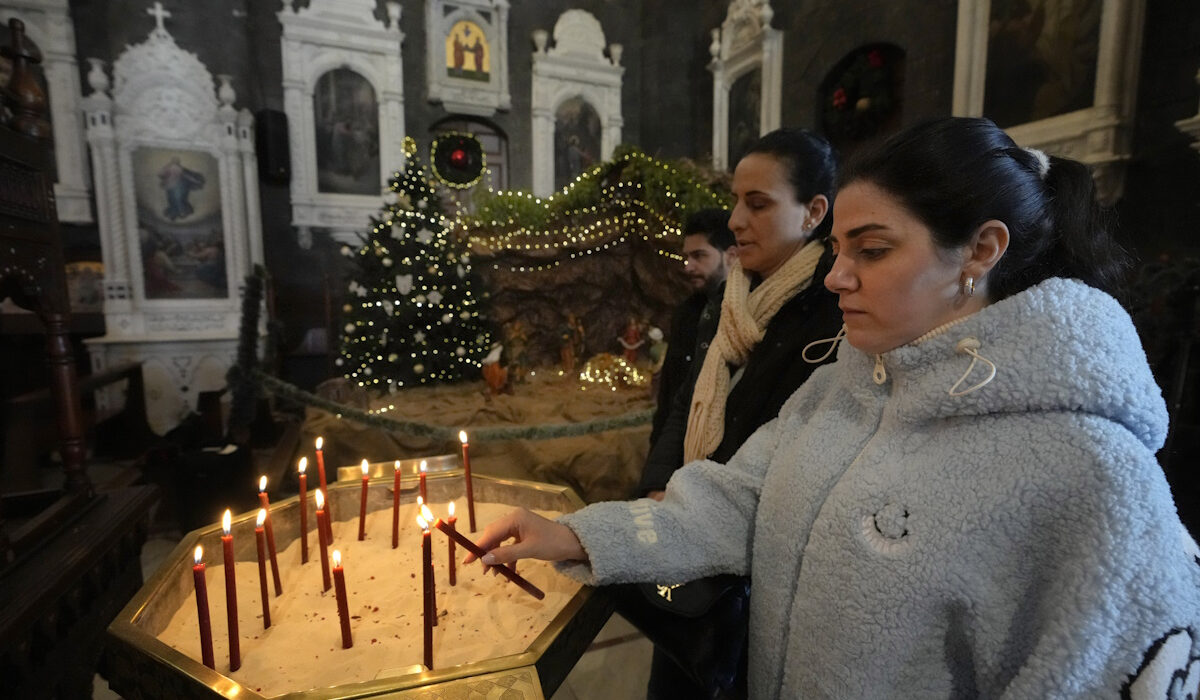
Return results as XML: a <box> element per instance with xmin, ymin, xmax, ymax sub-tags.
<box><xmin>462</xmin><ymin>508</ymin><xmax>587</xmax><ymax>568</ymax></box>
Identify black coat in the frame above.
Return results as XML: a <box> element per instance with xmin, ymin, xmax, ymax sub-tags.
<box><xmin>637</xmin><ymin>250</ymin><xmax>843</xmax><ymax>495</ymax></box>
<box><xmin>650</xmin><ymin>287</ymin><xmax>719</xmax><ymax>445</ymax></box>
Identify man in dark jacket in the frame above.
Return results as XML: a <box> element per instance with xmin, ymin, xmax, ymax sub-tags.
<box><xmin>650</xmin><ymin>209</ymin><xmax>737</xmax><ymax>444</ymax></box>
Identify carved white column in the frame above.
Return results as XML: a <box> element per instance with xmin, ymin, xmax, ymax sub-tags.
<box><xmin>709</xmin><ymin>0</ymin><xmax>783</xmax><ymax>171</ymax></box>
<box><xmin>239</xmin><ymin>109</ymin><xmax>264</xmax><ymax>266</ymax></box>
<box><xmin>82</xmin><ymin>59</ymin><xmax>131</xmax><ymax>314</ymax></box>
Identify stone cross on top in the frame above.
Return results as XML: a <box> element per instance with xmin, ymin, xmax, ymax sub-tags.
<box><xmin>146</xmin><ymin>2</ymin><xmax>171</xmax><ymax>32</ymax></box>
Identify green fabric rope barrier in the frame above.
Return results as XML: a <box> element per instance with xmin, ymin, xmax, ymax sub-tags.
<box><xmin>252</xmin><ymin>369</ymin><xmax>653</xmax><ymax>442</ymax></box>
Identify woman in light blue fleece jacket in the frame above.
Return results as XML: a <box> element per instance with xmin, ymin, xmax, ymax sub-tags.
<box><xmin>469</xmin><ymin>118</ymin><xmax>1200</xmax><ymax>698</ymax></box>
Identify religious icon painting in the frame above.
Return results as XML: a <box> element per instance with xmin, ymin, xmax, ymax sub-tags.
<box><xmin>445</xmin><ymin>20</ymin><xmax>490</xmax><ymax>82</ymax></box>
<box><xmin>131</xmin><ymin>147</ymin><xmax>228</xmax><ymax>300</ymax></box>
<box><xmin>425</xmin><ymin>0</ymin><xmax>511</xmax><ymax>116</ymax></box>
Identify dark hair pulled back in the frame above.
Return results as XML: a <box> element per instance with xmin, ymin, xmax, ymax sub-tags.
<box><xmin>745</xmin><ymin>127</ymin><xmax>839</xmax><ymax>241</ymax></box>
<box><xmin>839</xmin><ymin>117</ymin><xmax>1128</xmax><ymax>300</ymax></box>
<box><xmin>683</xmin><ymin>208</ymin><xmax>736</xmax><ymax>250</ymax></box>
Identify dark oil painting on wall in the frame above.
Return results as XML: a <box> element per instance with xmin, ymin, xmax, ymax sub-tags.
<box><xmin>554</xmin><ymin>96</ymin><xmax>601</xmax><ymax>190</ymax></box>
<box><xmin>728</xmin><ymin>67</ymin><xmax>761</xmax><ymax>169</ymax></box>
<box><xmin>983</xmin><ymin>0</ymin><xmax>1100</xmax><ymax>128</ymax></box>
<box><xmin>314</xmin><ymin>68</ymin><xmax>381</xmax><ymax>195</ymax></box>
<box><xmin>132</xmin><ymin>147</ymin><xmax>227</xmax><ymax>300</ymax></box>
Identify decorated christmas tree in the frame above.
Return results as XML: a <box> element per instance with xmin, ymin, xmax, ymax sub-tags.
<box><xmin>337</xmin><ymin>138</ymin><xmax>493</xmax><ymax>390</ymax></box>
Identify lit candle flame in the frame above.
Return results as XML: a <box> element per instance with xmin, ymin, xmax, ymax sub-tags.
<box><xmin>299</xmin><ymin>457</ymin><xmax>307</xmax><ymax>474</ymax></box>
<box><xmin>448</xmin><ymin>501</ymin><xmax>455</xmax><ymax>517</ymax></box>
<box><xmin>316</xmin><ymin>436</ymin><xmax>324</xmax><ymax>450</ymax></box>
<box><xmin>259</xmin><ymin>475</ymin><xmax>267</xmax><ymax>492</ymax></box>
<box><xmin>222</xmin><ymin>509</ymin><xmax>232</xmax><ymax>535</ymax></box>
<box><xmin>419</xmin><ymin>460</ymin><xmax>427</xmax><ymax>474</ymax></box>
<box><xmin>416</xmin><ymin>515</ymin><xmax>428</xmax><ymax>530</ymax></box>
<box><xmin>417</xmin><ymin>495</ymin><xmax>423</xmax><ymax>507</ymax></box>
<box><xmin>361</xmin><ymin>459</ymin><xmax>369</xmax><ymax>476</ymax></box>
<box><xmin>257</xmin><ymin>508</ymin><xmax>266</xmax><ymax>527</ymax></box>
<box><xmin>194</xmin><ymin>545</ymin><xmax>203</xmax><ymax>565</ymax></box>
<box><xmin>332</xmin><ymin>550</ymin><xmax>342</xmax><ymax>567</ymax></box>
<box><xmin>420</xmin><ymin>504</ymin><xmax>434</xmax><ymax>522</ymax></box>
<box><xmin>459</xmin><ymin>430</ymin><xmax>468</xmax><ymax>444</ymax></box>
<box><xmin>315</xmin><ymin>489</ymin><xmax>325</xmax><ymax>510</ymax></box>
<box><xmin>393</xmin><ymin>460</ymin><xmax>400</xmax><ymax>472</ymax></box>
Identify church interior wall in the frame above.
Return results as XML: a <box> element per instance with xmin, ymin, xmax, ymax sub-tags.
<box><xmin>8</xmin><ymin>0</ymin><xmax>1200</xmax><ymax>393</ymax></box>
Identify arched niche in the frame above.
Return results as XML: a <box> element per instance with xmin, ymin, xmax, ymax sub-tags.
<box><xmin>709</xmin><ymin>0</ymin><xmax>782</xmax><ymax>171</ymax></box>
<box><xmin>280</xmin><ymin>0</ymin><xmax>405</xmax><ymax>245</ymax></box>
<box><xmin>530</xmin><ymin>10</ymin><xmax>623</xmax><ymax>197</ymax></box>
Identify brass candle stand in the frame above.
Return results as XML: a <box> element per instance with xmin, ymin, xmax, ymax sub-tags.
<box><xmin>104</xmin><ymin>473</ymin><xmax>613</xmax><ymax>699</ymax></box>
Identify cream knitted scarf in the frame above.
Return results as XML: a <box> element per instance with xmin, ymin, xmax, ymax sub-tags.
<box><xmin>682</xmin><ymin>239</ymin><xmax>826</xmax><ymax>463</ymax></box>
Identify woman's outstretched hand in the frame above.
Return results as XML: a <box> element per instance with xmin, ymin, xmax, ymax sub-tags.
<box><xmin>463</xmin><ymin>508</ymin><xmax>587</xmax><ymax>568</ymax></box>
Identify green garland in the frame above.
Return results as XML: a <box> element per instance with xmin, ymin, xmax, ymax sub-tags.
<box><xmin>253</xmin><ymin>369</ymin><xmax>652</xmax><ymax>442</ymax></box>
<box><xmin>465</xmin><ymin>145</ymin><xmax>730</xmax><ymax>235</ymax></box>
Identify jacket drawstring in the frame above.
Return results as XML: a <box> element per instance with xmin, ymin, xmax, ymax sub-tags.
<box><xmin>948</xmin><ymin>337</ymin><xmax>997</xmax><ymax>396</ymax></box>
<box><xmin>873</xmin><ymin>355</ymin><xmax>887</xmax><ymax>385</ymax></box>
<box><xmin>802</xmin><ymin>325</ymin><xmax>846</xmax><ymax>364</ymax></box>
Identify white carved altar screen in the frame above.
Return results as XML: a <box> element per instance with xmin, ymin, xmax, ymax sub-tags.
<box><xmin>81</xmin><ymin>4</ymin><xmax>262</xmax><ymax>434</ymax></box>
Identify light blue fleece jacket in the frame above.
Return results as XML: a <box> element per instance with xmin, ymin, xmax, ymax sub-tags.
<box><xmin>557</xmin><ymin>278</ymin><xmax>1200</xmax><ymax>699</ymax></box>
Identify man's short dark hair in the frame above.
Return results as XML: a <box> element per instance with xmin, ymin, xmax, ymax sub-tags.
<box><xmin>683</xmin><ymin>208</ymin><xmax>735</xmax><ymax>251</ymax></box>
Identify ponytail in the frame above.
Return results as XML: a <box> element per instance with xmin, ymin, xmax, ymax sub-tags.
<box><xmin>840</xmin><ymin>117</ymin><xmax>1130</xmax><ymax>301</ymax></box>
<box><xmin>1040</xmin><ymin>156</ymin><xmax>1129</xmax><ymax>299</ymax></box>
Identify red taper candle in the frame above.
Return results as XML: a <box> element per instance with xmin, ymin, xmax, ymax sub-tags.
<box><xmin>192</xmin><ymin>545</ymin><xmax>215</xmax><ymax>669</ymax></box>
<box><xmin>315</xmin><ymin>489</ymin><xmax>332</xmax><ymax>592</ymax></box>
<box><xmin>332</xmin><ymin>550</ymin><xmax>353</xmax><ymax>649</ymax></box>
<box><xmin>316</xmin><ymin>436</ymin><xmax>332</xmax><ymax>520</ymax></box>
<box><xmin>459</xmin><ymin>431</ymin><xmax>476</xmax><ymax>532</ymax></box>
<box><xmin>447</xmin><ymin>502</ymin><xmax>457</xmax><ymax>586</ymax></box>
<box><xmin>254</xmin><ymin>509</ymin><xmax>272</xmax><ymax>628</ymax></box>
<box><xmin>220</xmin><ymin>509</ymin><xmax>241</xmax><ymax>671</ymax></box>
<box><xmin>357</xmin><ymin>459</ymin><xmax>369</xmax><ymax>541</ymax></box>
<box><xmin>391</xmin><ymin>461</ymin><xmax>401</xmax><ymax>549</ymax></box>
<box><xmin>417</xmin><ymin>498</ymin><xmax>436</xmax><ymax>626</ymax></box>
<box><xmin>432</xmin><ymin>514</ymin><xmax>545</xmax><ymax>600</ymax></box>
<box><xmin>257</xmin><ymin>476</ymin><xmax>282</xmax><ymax>596</ymax></box>
<box><xmin>418</xmin><ymin>459</ymin><xmax>428</xmax><ymax>504</ymax></box>
<box><xmin>298</xmin><ymin>458</ymin><xmax>309</xmax><ymax>564</ymax></box>
<box><xmin>418</xmin><ymin>514</ymin><xmax>433</xmax><ymax>670</ymax></box>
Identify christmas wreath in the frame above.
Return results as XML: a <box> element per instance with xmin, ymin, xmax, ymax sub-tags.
<box><xmin>431</xmin><ymin>132</ymin><xmax>486</xmax><ymax>189</ymax></box>
<box><xmin>820</xmin><ymin>45</ymin><xmax>903</xmax><ymax>147</ymax></box>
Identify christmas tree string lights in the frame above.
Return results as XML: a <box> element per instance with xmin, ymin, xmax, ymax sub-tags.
<box><xmin>338</xmin><ymin>137</ymin><xmax>494</xmax><ymax>390</ymax></box>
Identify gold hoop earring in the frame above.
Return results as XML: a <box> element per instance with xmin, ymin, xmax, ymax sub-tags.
<box><xmin>963</xmin><ymin>276</ymin><xmax>975</xmax><ymax>297</ymax></box>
